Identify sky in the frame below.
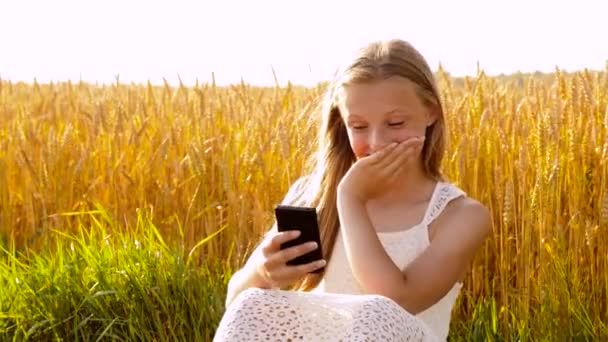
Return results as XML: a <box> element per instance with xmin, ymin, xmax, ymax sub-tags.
<box><xmin>1</xmin><ymin>0</ymin><xmax>607</xmax><ymax>87</ymax></box>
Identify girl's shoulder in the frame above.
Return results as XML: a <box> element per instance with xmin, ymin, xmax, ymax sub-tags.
<box><xmin>432</xmin><ymin>181</ymin><xmax>491</xmax><ymax>242</ymax></box>
<box><xmin>437</xmin><ymin>180</ymin><xmax>486</xmax><ymax>217</ymax></box>
<box><xmin>281</xmin><ymin>174</ymin><xmax>314</xmax><ymax>206</ymax></box>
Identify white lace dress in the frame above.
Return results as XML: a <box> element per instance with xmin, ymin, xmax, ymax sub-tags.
<box><xmin>214</xmin><ymin>181</ymin><xmax>466</xmax><ymax>342</ymax></box>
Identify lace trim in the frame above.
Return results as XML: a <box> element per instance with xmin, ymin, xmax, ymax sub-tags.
<box><xmin>421</xmin><ymin>182</ymin><xmax>466</xmax><ymax>226</ymax></box>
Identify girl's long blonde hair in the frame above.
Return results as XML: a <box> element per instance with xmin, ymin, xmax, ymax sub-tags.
<box><xmin>287</xmin><ymin>39</ymin><xmax>447</xmax><ymax>291</ymax></box>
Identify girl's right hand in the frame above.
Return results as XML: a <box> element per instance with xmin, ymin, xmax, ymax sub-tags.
<box><xmin>256</xmin><ymin>230</ymin><xmax>327</xmax><ymax>288</ymax></box>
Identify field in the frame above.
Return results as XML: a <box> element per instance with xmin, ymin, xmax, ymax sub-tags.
<box><xmin>0</xmin><ymin>67</ymin><xmax>607</xmax><ymax>341</ymax></box>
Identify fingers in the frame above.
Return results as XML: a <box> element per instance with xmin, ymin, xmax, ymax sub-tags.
<box><xmin>280</xmin><ymin>259</ymin><xmax>327</xmax><ymax>279</ymax></box>
<box><xmin>376</xmin><ymin>136</ymin><xmax>424</xmax><ymax>171</ymax></box>
<box><xmin>260</xmin><ymin>233</ymin><xmax>326</xmax><ymax>287</ymax></box>
<box><xmin>384</xmin><ymin>137</ymin><xmax>424</xmax><ymax>174</ymax></box>
<box><xmin>266</xmin><ymin>241</ymin><xmax>320</xmax><ymax>269</ymax></box>
<box><xmin>262</xmin><ymin>230</ymin><xmax>301</xmax><ymax>256</ymax></box>
<box><xmin>369</xmin><ymin>142</ymin><xmax>398</xmax><ymax>164</ymax></box>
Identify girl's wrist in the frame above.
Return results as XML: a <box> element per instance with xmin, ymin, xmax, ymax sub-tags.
<box><xmin>337</xmin><ymin>184</ymin><xmax>366</xmax><ymax>204</ymax></box>
<box><xmin>250</xmin><ymin>266</ymin><xmax>274</xmax><ymax>289</ymax></box>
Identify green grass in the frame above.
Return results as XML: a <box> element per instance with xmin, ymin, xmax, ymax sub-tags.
<box><xmin>1</xmin><ymin>205</ymin><xmax>605</xmax><ymax>341</ymax></box>
<box><xmin>0</xmin><ymin>207</ymin><xmax>227</xmax><ymax>341</ymax></box>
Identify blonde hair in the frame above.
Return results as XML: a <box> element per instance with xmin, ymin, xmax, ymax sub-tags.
<box><xmin>288</xmin><ymin>39</ymin><xmax>447</xmax><ymax>291</ymax></box>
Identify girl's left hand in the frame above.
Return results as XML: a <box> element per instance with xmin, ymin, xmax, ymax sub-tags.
<box><xmin>338</xmin><ymin>136</ymin><xmax>425</xmax><ymax>202</ymax></box>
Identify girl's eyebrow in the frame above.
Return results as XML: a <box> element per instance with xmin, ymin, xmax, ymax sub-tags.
<box><xmin>347</xmin><ymin>109</ymin><xmax>408</xmax><ymax>119</ymax></box>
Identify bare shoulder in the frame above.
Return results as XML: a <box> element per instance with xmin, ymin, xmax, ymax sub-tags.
<box><xmin>431</xmin><ymin>195</ymin><xmax>492</xmax><ymax>249</ymax></box>
<box><xmin>263</xmin><ymin>175</ymin><xmax>313</xmax><ymax>238</ymax></box>
<box><xmin>282</xmin><ymin>174</ymin><xmax>313</xmax><ymax>205</ymax></box>
<box><xmin>445</xmin><ymin>196</ymin><xmax>491</xmax><ymax>227</ymax></box>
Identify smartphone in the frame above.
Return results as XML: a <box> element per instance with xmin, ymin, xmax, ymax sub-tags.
<box><xmin>274</xmin><ymin>205</ymin><xmax>324</xmax><ymax>273</ymax></box>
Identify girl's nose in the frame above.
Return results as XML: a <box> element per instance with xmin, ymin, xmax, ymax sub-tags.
<box><xmin>368</xmin><ymin>131</ymin><xmax>389</xmax><ymax>155</ymax></box>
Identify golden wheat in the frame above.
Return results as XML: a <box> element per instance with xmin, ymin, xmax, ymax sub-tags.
<box><xmin>0</xmin><ymin>69</ymin><xmax>606</xmax><ymax>334</ymax></box>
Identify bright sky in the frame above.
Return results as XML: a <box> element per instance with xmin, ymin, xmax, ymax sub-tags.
<box><xmin>1</xmin><ymin>0</ymin><xmax>607</xmax><ymax>87</ymax></box>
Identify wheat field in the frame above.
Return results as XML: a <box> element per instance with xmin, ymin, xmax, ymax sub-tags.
<box><xmin>0</xmin><ymin>68</ymin><xmax>606</xmax><ymax>340</ymax></box>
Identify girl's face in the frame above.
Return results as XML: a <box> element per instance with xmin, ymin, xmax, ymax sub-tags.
<box><xmin>339</xmin><ymin>77</ymin><xmax>437</xmax><ymax>160</ymax></box>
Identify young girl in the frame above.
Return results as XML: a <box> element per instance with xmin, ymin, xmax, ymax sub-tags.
<box><xmin>213</xmin><ymin>39</ymin><xmax>491</xmax><ymax>342</ymax></box>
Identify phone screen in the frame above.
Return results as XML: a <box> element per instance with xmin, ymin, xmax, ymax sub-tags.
<box><xmin>274</xmin><ymin>205</ymin><xmax>324</xmax><ymax>273</ymax></box>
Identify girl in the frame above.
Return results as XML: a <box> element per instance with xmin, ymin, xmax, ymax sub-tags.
<box><xmin>213</xmin><ymin>39</ymin><xmax>491</xmax><ymax>341</ymax></box>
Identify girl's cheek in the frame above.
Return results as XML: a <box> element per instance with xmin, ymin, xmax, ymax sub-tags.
<box><xmin>396</xmin><ymin>128</ymin><xmax>421</xmax><ymax>142</ymax></box>
<box><xmin>350</xmin><ymin>139</ymin><xmax>368</xmax><ymax>158</ymax></box>
<box><xmin>396</xmin><ymin>134</ymin><xmax>427</xmax><ymax>147</ymax></box>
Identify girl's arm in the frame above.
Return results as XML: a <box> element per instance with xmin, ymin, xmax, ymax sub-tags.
<box><xmin>224</xmin><ymin>176</ymin><xmax>311</xmax><ymax>308</ymax></box>
<box><xmin>224</xmin><ymin>235</ymin><xmax>275</xmax><ymax>308</ymax></box>
<box><xmin>336</xmin><ymin>187</ymin><xmax>491</xmax><ymax>314</ymax></box>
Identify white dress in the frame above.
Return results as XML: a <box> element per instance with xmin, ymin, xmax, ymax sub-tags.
<box><xmin>214</xmin><ymin>181</ymin><xmax>466</xmax><ymax>342</ymax></box>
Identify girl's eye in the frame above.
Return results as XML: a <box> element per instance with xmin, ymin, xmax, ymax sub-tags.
<box><xmin>349</xmin><ymin>121</ymin><xmax>404</xmax><ymax>129</ymax></box>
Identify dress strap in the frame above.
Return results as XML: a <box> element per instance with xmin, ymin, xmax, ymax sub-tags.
<box><xmin>421</xmin><ymin>182</ymin><xmax>467</xmax><ymax>226</ymax></box>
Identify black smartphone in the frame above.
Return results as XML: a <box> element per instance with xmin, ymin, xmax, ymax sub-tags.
<box><xmin>274</xmin><ymin>205</ymin><xmax>324</xmax><ymax>273</ymax></box>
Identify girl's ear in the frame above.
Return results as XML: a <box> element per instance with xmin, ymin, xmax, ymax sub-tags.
<box><xmin>425</xmin><ymin>105</ymin><xmax>440</xmax><ymax>127</ymax></box>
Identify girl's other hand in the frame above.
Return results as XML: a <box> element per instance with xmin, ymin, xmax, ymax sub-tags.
<box><xmin>338</xmin><ymin>136</ymin><xmax>425</xmax><ymax>201</ymax></box>
<box><xmin>255</xmin><ymin>230</ymin><xmax>326</xmax><ymax>288</ymax></box>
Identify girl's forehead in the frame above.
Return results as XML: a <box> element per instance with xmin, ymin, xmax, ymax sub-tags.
<box><xmin>338</xmin><ymin>78</ymin><xmax>424</xmax><ymax>114</ymax></box>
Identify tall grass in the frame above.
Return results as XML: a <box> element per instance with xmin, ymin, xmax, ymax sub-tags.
<box><xmin>1</xmin><ymin>207</ymin><xmax>227</xmax><ymax>341</ymax></box>
<box><xmin>0</xmin><ymin>68</ymin><xmax>607</xmax><ymax>340</ymax></box>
